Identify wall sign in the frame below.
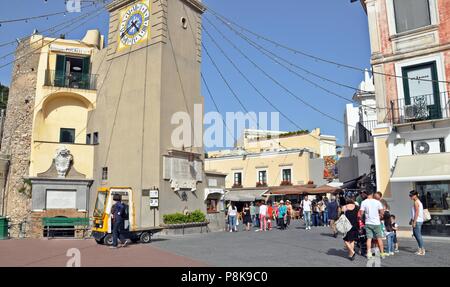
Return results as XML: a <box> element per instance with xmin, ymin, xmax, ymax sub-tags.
<box><xmin>49</xmin><ymin>44</ymin><xmax>91</xmax><ymax>55</ymax></box>
<box><xmin>149</xmin><ymin>198</ymin><xmax>159</xmax><ymax>207</ymax></box>
<box><xmin>149</xmin><ymin>189</ymin><xmax>159</xmax><ymax>198</ymax></box>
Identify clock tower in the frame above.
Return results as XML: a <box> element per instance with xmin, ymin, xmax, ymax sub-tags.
<box><xmin>88</xmin><ymin>0</ymin><xmax>206</xmax><ymax>227</ymax></box>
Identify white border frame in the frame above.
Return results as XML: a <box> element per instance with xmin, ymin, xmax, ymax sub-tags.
<box><xmin>280</xmin><ymin>167</ymin><xmax>293</xmax><ymax>184</ymax></box>
<box><xmin>233</xmin><ymin>170</ymin><xmax>243</xmax><ymax>186</ymax></box>
<box><xmin>256</xmin><ymin>168</ymin><xmax>268</xmax><ymax>185</ymax></box>
<box><xmin>386</xmin><ymin>0</ymin><xmax>439</xmax><ymax>36</ymax></box>
<box><xmin>394</xmin><ymin>52</ymin><xmax>448</xmax><ymax>119</ymax></box>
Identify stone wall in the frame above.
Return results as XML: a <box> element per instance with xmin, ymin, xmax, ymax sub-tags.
<box><xmin>0</xmin><ymin>38</ymin><xmax>40</xmax><ymax>237</ymax></box>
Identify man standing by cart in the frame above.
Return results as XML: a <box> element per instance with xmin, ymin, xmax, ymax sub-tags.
<box><xmin>110</xmin><ymin>194</ymin><xmax>130</xmax><ymax>249</ymax></box>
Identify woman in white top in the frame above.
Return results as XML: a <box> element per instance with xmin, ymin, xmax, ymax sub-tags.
<box><xmin>409</xmin><ymin>190</ymin><xmax>425</xmax><ymax>255</ymax></box>
<box><xmin>228</xmin><ymin>203</ymin><xmax>238</xmax><ymax>232</ymax></box>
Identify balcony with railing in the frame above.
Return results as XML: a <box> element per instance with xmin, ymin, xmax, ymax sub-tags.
<box><xmin>387</xmin><ymin>93</ymin><xmax>450</xmax><ymax>125</ymax></box>
<box><xmin>44</xmin><ymin>70</ymin><xmax>98</xmax><ymax>90</ymax></box>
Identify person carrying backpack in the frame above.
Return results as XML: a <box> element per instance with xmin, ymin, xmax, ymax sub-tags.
<box><xmin>110</xmin><ymin>194</ymin><xmax>130</xmax><ymax>249</ymax></box>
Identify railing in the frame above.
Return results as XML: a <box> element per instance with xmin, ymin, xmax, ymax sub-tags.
<box><xmin>356</xmin><ymin>120</ymin><xmax>377</xmax><ymax>143</ymax></box>
<box><xmin>45</xmin><ymin>69</ymin><xmax>98</xmax><ymax>90</ymax></box>
<box><xmin>387</xmin><ymin>93</ymin><xmax>450</xmax><ymax>125</ymax></box>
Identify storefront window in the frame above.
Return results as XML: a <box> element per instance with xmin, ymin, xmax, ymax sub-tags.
<box><xmin>416</xmin><ymin>182</ymin><xmax>449</xmax><ymax>210</ymax></box>
<box><xmin>416</xmin><ymin>181</ymin><xmax>450</xmax><ymax>237</ymax></box>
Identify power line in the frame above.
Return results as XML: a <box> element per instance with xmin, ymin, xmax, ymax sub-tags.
<box><xmin>0</xmin><ymin>5</ymin><xmax>101</xmax><ymax>61</ymax></box>
<box><xmin>206</xmin><ymin>6</ymin><xmax>450</xmax><ymax>85</ymax></box>
<box><xmin>202</xmin><ymin>43</ymin><xmax>261</xmax><ymax>130</ymax></box>
<box><xmin>208</xmin><ymin>12</ymin><xmax>450</xmax><ymax>123</ymax></box>
<box><xmin>2</xmin><ymin>5</ymin><xmax>109</xmax><ymax>152</ymax></box>
<box><xmin>205</xmin><ymin>16</ymin><xmax>381</xmax><ymax>112</ymax></box>
<box><xmin>0</xmin><ymin>6</ymin><xmax>107</xmax><ymax>70</ymax></box>
<box><xmin>0</xmin><ymin>11</ymin><xmax>67</xmax><ymax>25</ymax></box>
<box><xmin>203</xmin><ymin>28</ymin><xmax>347</xmax><ymax>127</ymax></box>
<box><xmin>203</xmin><ymin>24</ymin><xmax>304</xmax><ymax>132</ymax></box>
<box><xmin>201</xmin><ymin>73</ymin><xmax>237</xmax><ymax>146</ymax></box>
<box><xmin>205</xmin><ymin>16</ymin><xmax>382</xmax><ymax>114</ymax></box>
<box><xmin>0</xmin><ymin>2</ymin><xmax>98</xmax><ymax>48</ymax></box>
<box><xmin>203</xmin><ymin>24</ymin><xmax>344</xmax><ymax>148</ymax></box>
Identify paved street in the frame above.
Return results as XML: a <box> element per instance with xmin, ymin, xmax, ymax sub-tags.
<box><xmin>0</xmin><ymin>237</ymin><xmax>207</xmax><ymax>267</ymax></box>
<box><xmin>0</xmin><ymin>220</ymin><xmax>449</xmax><ymax>267</ymax></box>
<box><xmin>152</xmin><ymin>220</ymin><xmax>450</xmax><ymax>267</ymax></box>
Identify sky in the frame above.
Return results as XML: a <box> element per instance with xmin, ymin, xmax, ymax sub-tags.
<box><xmin>0</xmin><ymin>0</ymin><xmax>371</xmax><ymax>149</ymax></box>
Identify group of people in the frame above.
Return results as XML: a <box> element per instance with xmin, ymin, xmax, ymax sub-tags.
<box><xmin>226</xmin><ymin>200</ymin><xmax>294</xmax><ymax>232</ymax></box>
<box><xmin>334</xmin><ymin>189</ymin><xmax>425</xmax><ymax>261</ymax></box>
<box><xmin>225</xmin><ymin>189</ymin><xmax>427</xmax><ymax>261</ymax></box>
<box><xmin>300</xmin><ymin>196</ymin><xmax>340</xmax><ymax>232</ymax></box>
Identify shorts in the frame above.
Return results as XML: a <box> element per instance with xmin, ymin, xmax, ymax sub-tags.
<box><xmin>365</xmin><ymin>224</ymin><xmax>382</xmax><ymax>239</ymax></box>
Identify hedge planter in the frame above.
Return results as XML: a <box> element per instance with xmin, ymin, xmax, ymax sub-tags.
<box><xmin>160</xmin><ymin>221</ymin><xmax>209</xmax><ymax>236</ymax></box>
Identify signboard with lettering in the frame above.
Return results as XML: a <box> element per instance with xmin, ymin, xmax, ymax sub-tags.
<box><xmin>49</xmin><ymin>44</ymin><xmax>91</xmax><ymax>55</ymax></box>
<box><xmin>149</xmin><ymin>198</ymin><xmax>159</xmax><ymax>207</ymax></box>
<box><xmin>149</xmin><ymin>189</ymin><xmax>159</xmax><ymax>198</ymax></box>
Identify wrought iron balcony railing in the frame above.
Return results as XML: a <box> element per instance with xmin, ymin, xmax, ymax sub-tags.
<box><xmin>387</xmin><ymin>93</ymin><xmax>450</xmax><ymax>125</ymax></box>
<box><xmin>356</xmin><ymin>120</ymin><xmax>377</xmax><ymax>143</ymax></box>
<box><xmin>45</xmin><ymin>70</ymin><xmax>98</xmax><ymax>90</ymax></box>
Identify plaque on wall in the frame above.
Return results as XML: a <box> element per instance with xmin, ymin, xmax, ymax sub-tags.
<box><xmin>163</xmin><ymin>153</ymin><xmax>203</xmax><ymax>192</ymax></box>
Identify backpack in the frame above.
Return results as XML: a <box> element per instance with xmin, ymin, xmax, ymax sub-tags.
<box><xmin>335</xmin><ymin>214</ymin><xmax>352</xmax><ymax>235</ymax></box>
<box><xmin>112</xmin><ymin>202</ymin><xmax>128</xmax><ymax>220</ymax></box>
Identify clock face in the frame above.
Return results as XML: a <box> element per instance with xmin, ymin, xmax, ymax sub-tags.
<box><xmin>119</xmin><ymin>2</ymin><xmax>150</xmax><ymax>47</ymax></box>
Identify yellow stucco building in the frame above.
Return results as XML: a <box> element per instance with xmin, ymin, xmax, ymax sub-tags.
<box><xmin>30</xmin><ymin>31</ymin><xmax>103</xmax><ymax>179</ymax></box>
<box><xmin>205</xmin><ymin>129</ymin><xmax>336</xmax><ymax>190</ymax></box>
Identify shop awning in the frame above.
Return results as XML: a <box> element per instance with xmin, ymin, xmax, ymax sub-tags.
<box><xmin>223</xmin><ymin>188</ymin><xmax>269</xmax><ymax>202</ymax></box>
<box><xmin>204</xmin><ymin>188</ymin><xmax>225</xmax><ymax>200</ymax></box>
<box><xmin>268</xmin><ymin>184</ymin><xmax>339</xmax><ymax>195</ymax></box>
<box><xmin>391</xmin><ymin>153</ymin><xmax>450</xmax><ymax>182</ymax></box>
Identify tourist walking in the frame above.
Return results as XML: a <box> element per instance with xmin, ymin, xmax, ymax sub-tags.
<box><xmin>409</xmin><ymin>190</ymin><xmax>425</xmax><ymax>256</ymax></box>
<box><xmin>342</xmin><ymin>198</ymin><xmax>359</xmax><ymax>260</ymax></box>
<box><xmin>301</xmin><ymin>196</ymin><xmax>312</xmax><ymax>230</ymax></box>
<box><xmin>267</xmin><ymin>202</ymin><xmax>274</xmax><ymax>230</ymax></box>
<box><xmin>242</xmin><ymin>203</ymin><xmax>252</xmax><ymax>231</ymax></box>
<box><xmin>286</xmin><ymin>200</ymin><xmax>293</xmax><ymax>228</ymax></box>
<box><xmin>391</xmin><ymin>215</ymin><xmax>399</xmax><ymax>253</ymax></box>
<box><xmin>227</xmin><ymin>202</ymin><xmax>238</xmax><ymax>232</ymax></box>
<box><xmin>258</xmin><ymin>201</ymin><xmax>268</xmax><ymax>232</ymax></box>
<box><xmin>383</xmin><ymin>209</ymin><xmax>395</xmax><ymax>256</ymax></box>
<box><xmin>278</xmin><ymin>200</ymin><xmax>287</xmax><ymax>230</ymax></box>
<box><xmin>250</xmin><ymin>202</ymin><xmax>256</xmax><ymax>227</ymax></box>
<box><xmin>255</xmin><ymin>201</ymin><xmax>260</xmax><ymax>228</ymax></box>
<box><xmin>273</xmin><ymin>202</ymin><xmax>279</xmax><ymax>228</ymax></box>
<box><xmin>312</xmin><ymin>200</ymin><xmax>320</xmax><ymax>227</ymax></box>
<box><xmin>322</xmin><ymin>197</ymin><xmax>329</xmax><ymax>227</ymax></box>
<box><xmin>326</xmin><ymin>195</ymin><xmax>340</xmax><ymax>238</ymax></box>
<box><xmin>359</xmin><ymin>191</ymin><xmax>387</xmax><ymax>259</ymax></box>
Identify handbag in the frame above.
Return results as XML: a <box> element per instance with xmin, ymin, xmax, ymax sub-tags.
<box><xmin>335</xmin><ymin>214</ymin><xmax>352</xmax><ymax>235</ymax></box>
<box><xmin>423</xmin><ymin>209</ymin><xmax>431</xmax><ymax>222</ymax></box>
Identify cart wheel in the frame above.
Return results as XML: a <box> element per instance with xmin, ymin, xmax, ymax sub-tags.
<box><xmin>140</xmin><ymin>232</ymin><xmax>151</xmax><ymax>243</ymax></box>
<box><xmin>104</xmin><ymin>234</ymin><xmax>113</xmax><ymax>246</ymax></box>
<box><xmin>95</xmin><ymin>238</ymin><xmax>104</xmax><ymax>245</ymax></box>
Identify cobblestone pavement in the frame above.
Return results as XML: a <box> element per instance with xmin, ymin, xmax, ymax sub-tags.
<box><xmin>0</xmin><ymin>238</ymin><xmax>207</xmax><ymax>267</ymax></box>
<box><xmin>151</xmin><ymin>220</ymin><xmax>450</xmax><ymax>267</ymax></box>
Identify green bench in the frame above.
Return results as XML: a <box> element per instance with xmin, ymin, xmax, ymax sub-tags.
<box><xmin>42</xmin><ymin>217</ymin><xmax>90</xmax><ymax>238</ymax></box>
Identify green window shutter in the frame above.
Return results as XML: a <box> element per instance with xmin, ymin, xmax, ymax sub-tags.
<box><xmin>81</xmin><ymin>56</ymin><xmax>90</xmax><ymax>89</ymax></box>
<box><xmin>55</xmin><ymin>55</ymin><xmax>66</xmax><ymax>87</ymax></box>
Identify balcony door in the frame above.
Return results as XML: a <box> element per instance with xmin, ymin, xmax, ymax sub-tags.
<box><xmin>55</xmin><ymin>54</ymin><xmax>90</xmax><ymax>89</ymax></box>
<box><xmin>402</xmin><ymin>62</ymin><xmax>441</xmax><ymax>120</ymax></box>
